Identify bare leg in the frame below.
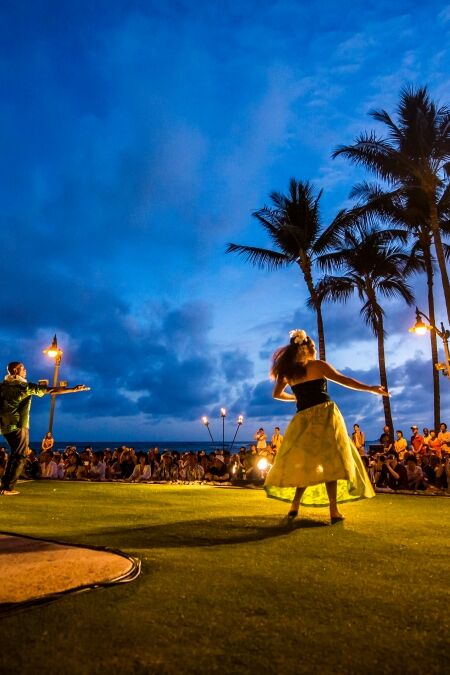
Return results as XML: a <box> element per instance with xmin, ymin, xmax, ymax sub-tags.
<box><xmin>325</xmin><ymin>481</ymin><xmax>344</xmax><ymax>521</ymax></box>
<box><xmin>288</xmin><ymin>487</ymin><xmax>306</xmax><ymax>516</ymax></box>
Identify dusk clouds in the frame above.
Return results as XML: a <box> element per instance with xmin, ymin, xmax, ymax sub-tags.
<box><xmin>1</xmin><ymin>1</ymin><xmax>449</xmax><ymax>441</ymax></box>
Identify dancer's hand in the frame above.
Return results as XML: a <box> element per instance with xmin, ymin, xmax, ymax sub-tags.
<box><xmin>371</xmin><ymin>385</ymin><xmax>389</xmax><ymax>396</ymax></box>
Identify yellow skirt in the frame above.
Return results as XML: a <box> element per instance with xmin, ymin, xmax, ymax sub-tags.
<box><xmin>264</xmin><ymin>401</ymin><xmax>375</xmax><ymax>506</ymax></box>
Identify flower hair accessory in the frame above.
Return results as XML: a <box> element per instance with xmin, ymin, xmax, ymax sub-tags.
<box><xmin>289</xmin><ymin>329</ymin><xmax>307</xmax><ymax>344</ymax></box>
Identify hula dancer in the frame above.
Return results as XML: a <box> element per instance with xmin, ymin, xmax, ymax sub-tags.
<box><xmin>264</xmin><ymin>330</ymin><xmax>388</xmax><ymax>523</ymax></box>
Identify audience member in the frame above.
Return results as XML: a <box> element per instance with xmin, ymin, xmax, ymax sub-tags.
<box><xmin>352</xmin><ymin>424</ymin><xmax>366</xmax><ymax>456</ymax></box>
<box><xmin>394</xmin><ymin>430</ymin><xmax>408</xmax><ymax>460</ymax></box>
<box><xmin>410</xmin><ymin>426</ymin><xmax>425</xmax><ymax>455</ymax></box>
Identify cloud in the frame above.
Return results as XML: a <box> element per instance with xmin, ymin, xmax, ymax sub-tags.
<box><xmin>1</xmin><ymin>0</ymin><xmax>448</xmax><ymax>442</ymax></box>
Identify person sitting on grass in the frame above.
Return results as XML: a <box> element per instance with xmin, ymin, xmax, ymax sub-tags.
<box><xmin>75</xmin><ymin>450</ymin><xmax>92</xmax><ymax>480</ymax></box>
<box><xmin>421</xmin><ymin>455</ymin><xmax>437</xmax><ymax>486</ymax></box>
<box><xmin>119</xmin><ymin>448</ymin><xmax>136</xmax><ymax>480</ymax></box>
<box><xmin>127</xmin><ymin>452</ymin><xmax>152</xmax><ymax>482</ymax></box>
<box><xmin>39</xmin><ymin>451</ymin><xmax>59</xmax><ymax>479</ymax></box>
<box><xmin>147</xmin><ymin>448</ymin><xmax>160</xmax><ymax>475</ymax></box>
<box><xmin>229</xmin><ymin>453</ymin><xmax>244</xmax><ymax>480</ymax></box>
<box><xmin>87</xmin><ymin>452</ymin><xmax>106</xmax><ymax>481</ymax></box>
<box><xmin>109</xmin><ymin>454</ymin><xmax>123</xmax><ymax>480</ymax></box>
<box><xmin>180</xmin><ymin>452</ymin><xmax>204</xmax><ymax>482</ymax></box>
<box><xmin>434</xmin><ymin>457</ymin><xmax>449</xmax><ymax>491</ymax></box>
<box><xmin>152</xmin><ymin>452</ymin><xmax>178</xmax><ymax>481</ymax></box>
<box><xmin>52</xmin><ymin>451</ymin><xmax>65</xmax><ymax>479</ymax></box>
<box><xmin>64</xmin><ymin>452</ymin><xmax>82</xmax><ymax>480</ymax></box>
<box><xmin>405</xmin><ymin>455</ymin><xmax>427</xmax><ymax>491</ymax></box>
<box><xmin>376</xmin><ymin>454</ymin><xmax>408</xmax><ymax>491</ymax></box>
<box><xmin>23</xmin><ymin>449</ymin><xmax>40</xmax><ymax>479</ymax></box>
<box><xmin>204</xmin><ymin>455</ymin><xmax>230</xmax><ymax>483</ymax></box>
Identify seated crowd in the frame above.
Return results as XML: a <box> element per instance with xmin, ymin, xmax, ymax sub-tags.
<box><xmin>364</xmin><ymin>422</ymin><xmax>450</xmax><ymax>493</ymax></box>
<box><xmin>0</xmin><ymin>443</ymin><xmax>275</xmax><ymax>485</ymax></box>
<box><xmin>0</xmin><ymin>423</ymin><xmax>448</xmax><ymax>494</ymax></box>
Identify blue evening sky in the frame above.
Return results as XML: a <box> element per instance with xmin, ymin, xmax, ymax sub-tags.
<box><xmin>1</xmin><ymin>0</ymin><xmax>449</xmax><ymax>442</ymax></box>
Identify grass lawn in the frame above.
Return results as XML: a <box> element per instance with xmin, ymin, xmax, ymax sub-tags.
<box><xmin>0</xmin><ymin>481</ymin><xmax>449</xmax><ymax>675</ymax></box>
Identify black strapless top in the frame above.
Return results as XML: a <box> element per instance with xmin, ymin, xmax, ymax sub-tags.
<box><xmin>290</xmin><ymin>378</ymin><xmax>331</xmax><ymax>411</ymax></box>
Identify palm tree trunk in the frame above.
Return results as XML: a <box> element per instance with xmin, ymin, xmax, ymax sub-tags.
<box><xmin>375</xmin><ymin>312</ymin><xmax>394</xmax><ymax>433</ymax></box>
<box><xmin>424</xmin><ymin>246</ymin><xmax>441</xmax><ymax>430</ymax></box>
<box><xmin>315</xmin><ymin>300</ymin><xmax>326</xmax><ymax>361</ymax></box>
<box><xmin>298</xmin><ymin>257</ymin><xmax>326</xmax><ymax>360</ymax></box>
<box><xmin>430</xmin><ymin>201</ymin><xmax>450</xmax><ymax>324</ymax></box>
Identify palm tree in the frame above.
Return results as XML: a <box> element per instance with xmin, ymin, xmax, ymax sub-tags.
<box><xmin>226</xmin><ymin>179</ymin><xmax>336</xmax><ymax>359</ymax></box>
<box><xmin>316</xmin><ymin>222</ymin><xmax>419</xmax><ymax>431</ymax></box>
<box><xmin>342</xmin><ymin>181</ymin><xmax>444</xmax><ymax>429</ymax></box>
<box><xmin>332</xmin><ymin>85</ymin><xmax>450</xmax><ymax>325</ymax></box>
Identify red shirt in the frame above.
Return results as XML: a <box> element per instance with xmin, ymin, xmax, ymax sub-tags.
<box><xmin>411</xmin><ymin>433</ymin><xmax>425</xmax><ymax>454</ymax></box>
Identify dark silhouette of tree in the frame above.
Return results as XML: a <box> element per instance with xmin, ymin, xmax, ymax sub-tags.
<box><xmin>315</xmin><ymin>222</ymin><xmax>420</xmax><ymax>431</ymax></box>
<box><xmin>226</xmin><ymin>179</ymin><xmax>339</xmax><ymax>359</ymax></box>
<box><xmin>333</xmin><ymin>85</ymin><xmax>450</xmax><ymax>332</ymax></box>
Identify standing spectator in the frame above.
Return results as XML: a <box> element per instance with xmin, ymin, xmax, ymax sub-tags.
<box><xmin>270</xmin><ymin>427</ymin><xmax>283</xmax><ymax>454</ymax></box>
<box><xmin>41</xmin><ymin>432</ymin><xmax>54</xmax><ymax>453</ymax></box>
<box><xmin>428</xmin><ymin>430</ymin><xmax>442</xmax><ymax>457</ymax></box>
<box><xmin>438</xmin><ymin>423</ymin><xmax>450</xmax><ymax>454</ymax></box>
<box><xmin>379</xmin><ymin>425</ymin><xmax>394</xmax><ymax>453</ymax></box>
<box><xmin>254</xmin><ymin>428</ymin><xmax>267</xmax><ymax>453</ymax></box>
<box><xmin>394</xmin><ymin>430</ymin><xmax>408</xmax><ymax>460</ymax></box>
<box><xmin>352</xmin><ymin>424</ymin><xmax>366</xmax><ymax>456</ymax></box>
<box><xmin>410</xmin><ymin>426</ymin><xmax>425</xmax><ymax>455</ymax></box>
<box><xmin>422</xmin><ymin>428</ymin><xmax>431</xmax><ymax>452</ymax></box>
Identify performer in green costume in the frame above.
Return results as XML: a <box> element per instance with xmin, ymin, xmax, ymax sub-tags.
<box><xmin>0</xmin><ymin>361</ymin><xmax>89</xmax><ymax>495</ymax></box>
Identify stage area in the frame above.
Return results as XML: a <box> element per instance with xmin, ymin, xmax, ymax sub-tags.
<box><xmin>0</xmin><ymin>531</ymin><xmax>139</xmax><ymax>608</ymax></box>
<box><xmin>0</xmin><ymin>481</ymin><xmax>448</xmax><ymax>674</ymax></box>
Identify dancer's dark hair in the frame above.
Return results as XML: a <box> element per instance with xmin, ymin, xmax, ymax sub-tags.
<box><xmin>270</xmin><ymin>333</ymin><xmax>316</xmax><ymax>381</ymax></box>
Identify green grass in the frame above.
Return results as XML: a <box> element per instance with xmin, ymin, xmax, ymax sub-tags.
<box><xmin>0</xmin><ymin>481</ymin><xmax>449</xmax><ymax>674</ymax></box>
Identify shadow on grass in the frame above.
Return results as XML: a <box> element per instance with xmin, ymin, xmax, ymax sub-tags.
<box><xmin>78</xmin><ymin>515</ymin><xmax>329</xmax><ymax>549</ymax></box>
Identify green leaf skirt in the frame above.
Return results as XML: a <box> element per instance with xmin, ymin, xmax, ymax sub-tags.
<box><xmin>264</xmin><ymin>401</ymin><xmax>375</xmax><ymax>507</ymax></box>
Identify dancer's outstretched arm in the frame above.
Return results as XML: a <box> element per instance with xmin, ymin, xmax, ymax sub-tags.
<box><xmin>314</xmin><ymin>360</ymin><xmax>388</xmax><ymax>396</ymax></box>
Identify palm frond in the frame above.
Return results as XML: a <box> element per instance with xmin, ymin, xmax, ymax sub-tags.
<box><xmin>225</xmin><ymin>243</ymin><xmax>292</xmax><ymax>270</ymax></box>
